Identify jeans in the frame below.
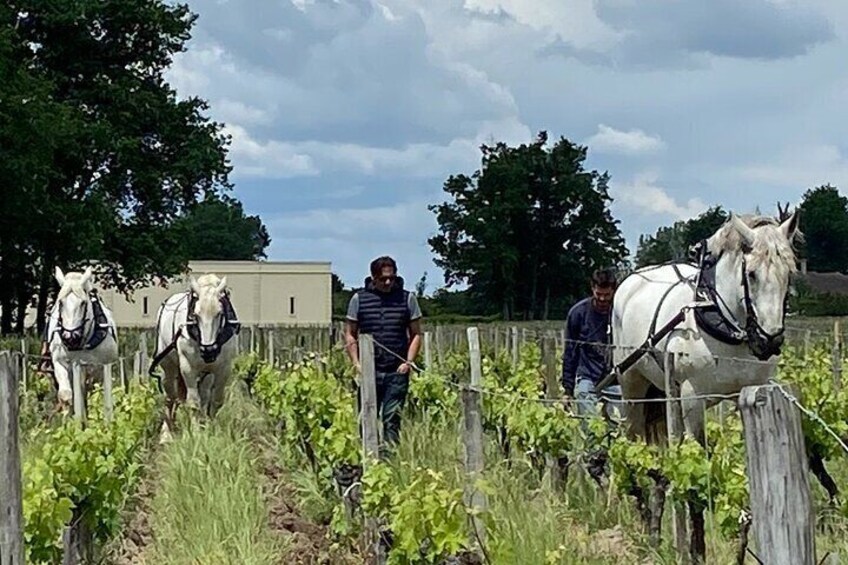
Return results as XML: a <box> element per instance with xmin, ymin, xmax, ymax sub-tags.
<box><xmin>575</xmin><ymin>378</ymin><xmax>623</xmax><ymax>423</ymax></box>
<box><xmin>576</xmin><ymin>378</ymin><xmax>623</xmax><ymax>484</ymax></box>
<box><xmin>375</xmin><ymin>371</ymin><xmax>410</xmax><ymax>450</ymax></box>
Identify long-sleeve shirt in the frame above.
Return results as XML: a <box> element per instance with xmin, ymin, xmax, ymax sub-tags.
<box><xmin>562</xmin><ymin>297</ymin><xmax>612</xmax><ymax>394</ymax></box>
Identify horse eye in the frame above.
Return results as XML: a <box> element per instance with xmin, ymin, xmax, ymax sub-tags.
<box><xmin>748</xmin><ymin>271</ymin><xmax>757</xmax><ymax>282</ymax></box>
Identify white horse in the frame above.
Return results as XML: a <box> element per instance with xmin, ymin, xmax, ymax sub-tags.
<box><xmin>608</xmin><ymin>211</ymin><xmax>799</xmax><ymax>555</ymax></box>
<box><xmin>46</xmin><ymin>266</ymin><xmax>119</xmax><ymax>407</ymax></box>
<box><xmin>611</xmin><ymin>212</ymin><xmax>799</xmax><ymax>441</ymax></box>
<box><xmin>151</xmin><ymin>273</ymin><xmax>240</xmax><ymax>438</ymax></box>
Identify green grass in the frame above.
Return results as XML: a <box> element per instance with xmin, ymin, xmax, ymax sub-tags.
<box><xmin>143</xmin><ymin>388</ymin><xmax>288</xmax><ymax>565</ymax></box>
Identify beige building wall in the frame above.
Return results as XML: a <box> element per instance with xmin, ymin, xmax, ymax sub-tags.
<box><xmin>96</xmin><ymin>260</ymin><xmax>332</xmax><ymax>327</ymax></box>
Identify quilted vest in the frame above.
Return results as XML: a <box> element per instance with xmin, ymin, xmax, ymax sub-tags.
<box><xmin>356</xmin><ymin>278</ymin><xmax>411</xmax><ymax>372</ymax></box>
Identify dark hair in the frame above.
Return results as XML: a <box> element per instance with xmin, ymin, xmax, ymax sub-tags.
<box><xmin>591</xmin><ymin>268</ymin><xmax>617</xmax><ymax>288</ymax></box>
<box><xmin>370</xmin><ymin>256</ymin><xmax>397</xmax><ymax>277</ymax></box>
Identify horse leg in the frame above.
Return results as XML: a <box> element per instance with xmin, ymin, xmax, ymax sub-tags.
<box><xmin>680</xmin><ymin>380</ymin><xmax>707</xmax><ymax>564</ymax></box>
<box><xmin>619</xmin><ymin>372</ymin><xmax>654</xmax><ymax>534</ymax></box>
<box><xmin>52</xmin><ymin>357</ymin><xmax>73</xmax><ymax>409</ymax></box>
<box><xmin>208</xmin><ymin>367</ymin><xmax>230</xmax><ymax>419</ymax></box>
<box><xmin>159</xmin><ymin>357</ymin><xmax>182</xmax><ymax>443</ymax></box>
<box><xmin>179</xmin><ymin>355</ymin><xmax>202</xmax><ymax>420</ymax></box>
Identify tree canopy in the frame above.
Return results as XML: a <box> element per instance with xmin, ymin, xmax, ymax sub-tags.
<box><xmin>428</xmin><ymin>131</ymin><xmax>629</xmax><ymax>321</ymax></box>
<box><xmin>798</xmin><ymin>184</ymin><xmax>848</xmax><ymax>273</ymax></box>
<box><xmin>175</xmin><ymin>195</ymin><xmax>271</xmax><ymax>261</ymax></box>
<box><xmin>634</xmin><ymin>206</ymin><xmax>728</xmax><ymax>268</ymax></box>
<box><xmin>0</xmin><ymin>1</ymin><xmax>259</xmax><ymax>334</ymax></box>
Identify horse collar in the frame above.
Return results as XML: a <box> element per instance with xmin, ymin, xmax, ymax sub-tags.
<box><xmin>691</xmin><ymin>241</ymin><xmax>786</xmax><ymax>359</ymax></box>
<box><xmin>183</xmin><ymin>290</ymin><xmax>241</xmax><ymax>361</ymax></box>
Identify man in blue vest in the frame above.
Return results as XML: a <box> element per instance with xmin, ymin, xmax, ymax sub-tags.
<box><xmin>344</xmin><ymin>256</ymin><xmax>423</xmax><ymax>451</ymax></box>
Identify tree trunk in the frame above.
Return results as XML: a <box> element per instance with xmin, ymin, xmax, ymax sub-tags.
<box><xmin>36</xmin><ymin>257</ymin><xmax>54</xmax><ymax>336</ymax></box>
<box><xmin>0</xmin><ymin>295</ymin><xmax>13</xmax><ymax>335</ymax></box>
<box><xmin>15</xmin><ymin>281</ymin><xmax>29</xmax><ymax>334</ymax></box>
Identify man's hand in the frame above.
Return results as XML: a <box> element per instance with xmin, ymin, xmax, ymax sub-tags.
<box><xmin>398</xmin><ymin>362</ymin><xmax>412</xmax><ymax>374</ymax></box>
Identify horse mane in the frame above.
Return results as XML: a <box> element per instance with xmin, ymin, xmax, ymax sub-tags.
<box><xmin>193</xmin><ymin>273</ymin><xmax>225</xmax><ymax>318</ymax></box>
<box><xmin>57</xmin><ymin>272</ymin><xmax>91</xmax><ymax>300</ymax></box>
<box><xmin>707</xmin><ymin>214</ymin><xmax>798</xmax><ymax>276</ymax></box>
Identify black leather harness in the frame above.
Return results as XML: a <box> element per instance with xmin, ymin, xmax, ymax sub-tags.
<box><xmin>594</xmin><ymin>237</ymin><xmax>789</xmax><ymax>393</ymax></box>
<box><xmin>148</xmin><ymin>290</ymin><xmax>241</xmax><ymax>383</ymax></box>
<box><xmin>51</xmin><ymin>290</ymin><xmax>115</xmax><ymax>351</ymax></box>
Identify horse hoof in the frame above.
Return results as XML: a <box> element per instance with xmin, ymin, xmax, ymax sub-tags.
<box><xmin>159</xmin><ymin>426</ymin><xmax>174</xmax><ymax>445</ymax></box>
<box><xmin>58</xmin><ymin>389</ymin><xmax>73</xmax><ymax>403</ymax></box>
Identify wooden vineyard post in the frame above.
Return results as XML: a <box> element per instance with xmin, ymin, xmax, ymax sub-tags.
<box><xmin>833</xmin><ymin>320</ymin><xmax>842</xmax><ymax>388</ymax></box>
<box><xmin>542</xmin><ymin>332</ymin><xmax>566</xmax><ymax>491</ymax></box>
<box><xmin>435</xmin><ymin>325</ymin><xmax>444</xmax><ymax>365</ymax></box>
<box><xmin>139</xmin><ymin>331</ymin><xmax>149</xmax><ymax>376</ymax></box>
<box><xmin>358</xmin><ymin>334</ymin><xmax>386</xmax><ymax>565</ymax></box>
<box><xmin>0</xmin><ymin>353</ymin><xmax>24</xmax><ymax>565</ymax></box>
<box><xmin>738</xmin><ymin>384</ymin><xmax>815</xmax><ymax>565</ymax></box>
<box><xmin>464</xmin><ymin>327</ymin><xmax>488</xmax><ymax>552</ymax></box>
<box><xmin>663</xmin><ymin>352</ymin><xmax>690</xmax><ymax>562</ymax></box>
<box><xmin>72</xmin><ymin>361</ymin><xmax>86</xmax><ymax>424</ymax></box>
<box><xmin>267</xmin><ymin>329</ymin><xmax>276</xmax><ymax>365</ymax></box>
<box><xmin>424</xmin><ymin>331</ymin><xmax>432</xmax><ymax>370</ymax></box>
<box><xmin>511</xmin><ymin>326</ymin><xmax>519</xmax><ymax>367</ymax></box>
<box><xmin>103</xmin><ymin>364</ymin><xmax>114</xmax><ymax>423</ymax></box>
<box><xmin>20</xmin><ymin>339</ymin><xmax>27</xmax><ymax>393</ymax></box>
<box><xmin>119</xmin><ymin>358</ymin><xmax>127</xmax><ymax>391</ymax></box>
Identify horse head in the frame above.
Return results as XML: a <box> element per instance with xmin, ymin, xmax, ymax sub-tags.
<box><xmin>708</xmin><ymin>211</ymin><xmax>800</xmax><ymax>360</ymax></box>
<box><xmin>54</xmin><ymin>266</ymin><xmax>95</xmax><ymax>350</ymax></box>
<box><xmin>188</xmin><ymin>274</ymin><xmax>229</xmax><ymax>363</ymax></box>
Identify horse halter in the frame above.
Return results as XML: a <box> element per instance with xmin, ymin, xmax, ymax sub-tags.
<box><xmin>739</xmin><ymin>254</ymin><xmax>787</xmax><ymax>360</ymax></box>
<box><xmin>184</xmin><ymin>290</ymin><xmax>241</xmax><ymax>363</ymax></box>
<box><xmin>55</xmin><ymin>294</ymin><xmax>91</xmax><ymax>351</ymax></box>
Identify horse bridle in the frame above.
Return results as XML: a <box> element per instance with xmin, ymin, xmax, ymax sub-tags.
<box><xmin>54</xmin><ymin>293</ymin><xmax>93</xmax><ymax>351</ymax></box>
<box><xmin>697</xmin><ymin>241</ymin><xmax>788</xmax><ymax>360</ymax></box>
<box><xmin>184</xmin><ymin>290</ymin><xmax>241</xmax><ymax>363</ymax></box>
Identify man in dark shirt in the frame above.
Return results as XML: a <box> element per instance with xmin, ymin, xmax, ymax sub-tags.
<box><xmin>562</xmin><ymin>268</ymin><xmax>621</xmax><ymax>419</ymax></box>
<box><xmin>344</xmin><ymin>256</ymin><xmax>422</xmax><ymax>452</ymax></box>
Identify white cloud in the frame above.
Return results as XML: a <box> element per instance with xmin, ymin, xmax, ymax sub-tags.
<box><xmin>586</xmin><ymin>124</ymin><xmax>665</xmax><ymax>155</ymax></box>
<box><xmin>736</xmin><ymin>144</ymin><xmax>848</xmax><ymax>188</ymax></box>
<box><xmin>462</xmin><ymin>0</ymin><xmax>623</xmax><ymax>50</ymax></box>
<box><xmin>613</xmin><ymin>171</ymin><xmax>707</xmax><ymax>220</ymax></box>
<box><xmin>225</xmin><ymin>118</ymin><xmax>532</xmax><ymax>179</ymax></box>
<box><xmin>266</xmin><ymin>198</ymin><xmax>440</xmax><ymax>286</ymax></box>
<box><xmin>225</xmin><ymin>124</ymin><xmax>318</xmax><ymax>178</ymax></box>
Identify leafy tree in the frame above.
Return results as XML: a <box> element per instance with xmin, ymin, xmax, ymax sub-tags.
<box><xmin>0</xmin><ymin>1</ymin><xmax>234</xmax><ymax>333</ymax></box>
<box><xmin>174</xmin><ymin>195</ymin><xmax>270</xmax><ymax>261</ymax></box>
<box><xmin>332</xmin><ymin>274</ymin><xmax>354</xmax><ymax>319</ymax></box>
<box><xmin>635</xmin><ymin>206</ymin><xmax>728</xmax><ymax>268</ymax></box>
<box><xmin>798</xmin><ymin>185</ymin><xmax>848</xmax><ymax>272</ymax></box>
<box><xmin>428</xmin><ymin>131</ymin><xmax>629</xmax><ymax>321</ymax></box>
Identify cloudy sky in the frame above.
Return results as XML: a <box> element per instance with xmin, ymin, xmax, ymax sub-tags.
<box><xmin>168</xmin><ymin>0</ymin><xmax>848</xmax><ymax>291</ymax></box>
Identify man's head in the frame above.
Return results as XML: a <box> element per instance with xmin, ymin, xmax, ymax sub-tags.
<box><xmin>590</xmin><ymin>268</ymin><xmax>617</xmax><ymax>313</ymax></box>
<box><xmin>370</xmin><ymin>255</ymin><xmax>398</xmax><ymax>293</ymax></box>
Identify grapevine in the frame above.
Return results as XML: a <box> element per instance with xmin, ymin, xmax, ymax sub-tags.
<box><xmin>22</xmin><ymin>382</ymin><xmax>159</xmax><ymax>564</ymax></box>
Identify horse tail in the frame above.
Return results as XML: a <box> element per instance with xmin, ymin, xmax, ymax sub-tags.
<box><xmin>644</xmin><ymin>383</ymin><xmax>668</xmax><ymax>446</ymax></box>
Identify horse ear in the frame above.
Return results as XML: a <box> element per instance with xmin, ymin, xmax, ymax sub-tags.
<box><xmin>780</xmin><ymin>209</ymin><xmax>800</xmax><ymax>241</ymax></box>
<box><xmin>729</xmin><ymin>213</ymin><xmax>756</xmax><ymax>249</ymax></box>
<box><xmin>81</xmin><ymin>266</ymin><xmax>93</xmax><ymax>285</ymax></box>
<box><xmin>216</xmin><ymin>276</ymin><xmax>227</xmax><ymax>294</ymax></box>
<box><xmin>54</xmin><ymin>266</ymin><xmax>65</xmax><ymax>286</ymax></box>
